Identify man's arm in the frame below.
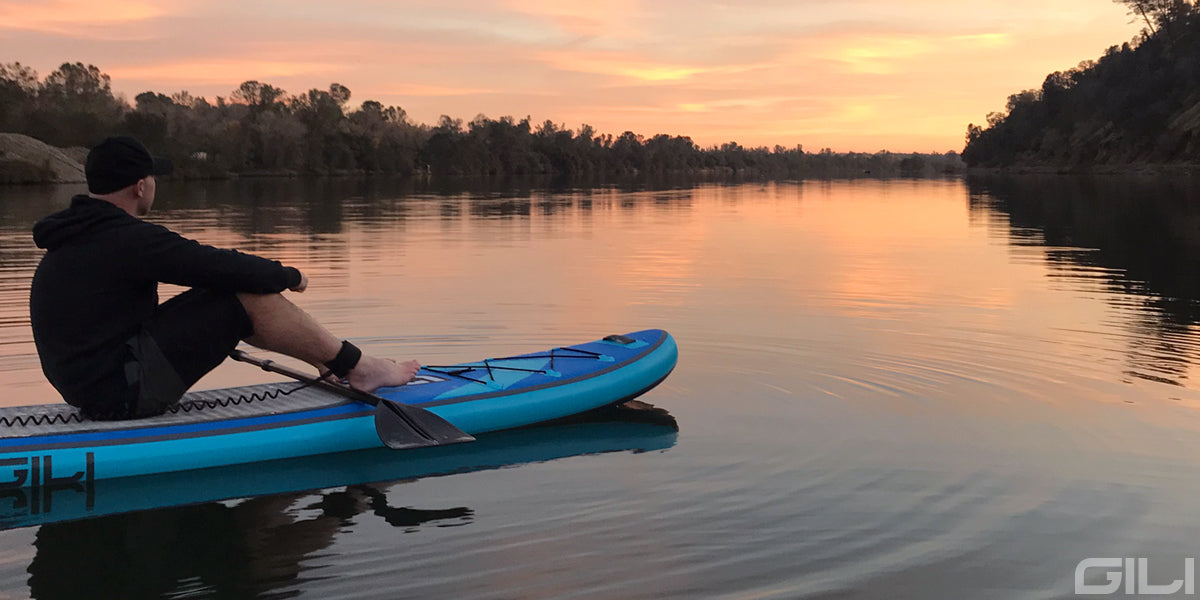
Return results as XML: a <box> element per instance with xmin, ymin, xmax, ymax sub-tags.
<box><xmin>124</xmin><ymin>220</ymin><xmax>303</xmax><ymax>293</ymax></box>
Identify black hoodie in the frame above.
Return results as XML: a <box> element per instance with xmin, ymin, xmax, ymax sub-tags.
<box><xmin>30</xmin><ymin>195</ymin><xmax>302</xmax><ymax>406</ymax></box>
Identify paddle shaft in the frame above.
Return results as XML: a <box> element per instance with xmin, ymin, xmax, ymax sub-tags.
<box><xmin>229</xmin><ymin>350</ymin><xmax>385</xmax><ymax>404</ymax></box>
<box><xmin>227</xmin><ymin>350</ymin><xmax>475</xmax><ymax>449</ymax></box>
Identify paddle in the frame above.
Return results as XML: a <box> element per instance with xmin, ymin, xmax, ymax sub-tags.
<box><xmin>228</xmin><ymin>350</ymin><xmax>475</xmax><ymax>450</ymax></box>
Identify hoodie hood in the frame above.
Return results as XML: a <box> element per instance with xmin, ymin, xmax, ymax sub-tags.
<box><xmin>33</xmin><ymin>195</ymin><xmax>131</xmax><ymax>250</ymax></box>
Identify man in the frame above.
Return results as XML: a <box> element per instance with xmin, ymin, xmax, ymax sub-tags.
<box><xmin>29</xmin><ymin>136</ymin><xmax>418</xmax><ymax>420</ymax></box>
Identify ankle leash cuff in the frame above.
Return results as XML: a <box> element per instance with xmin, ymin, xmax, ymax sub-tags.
<box><xmin>322</xmin><ymin>340</ymin><xmax>362</xmax><ymax>379</ymax></box>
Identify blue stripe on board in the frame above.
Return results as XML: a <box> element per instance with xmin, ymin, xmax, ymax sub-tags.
<box><xmin>411</xmin><ymin>330</ymin><xmax>669</xmax><ymax>408</ymax></box>
<box><xmin>0</xmin><ymin>403</ymin><xmax>373</xmax><ymax>449</ymax></box>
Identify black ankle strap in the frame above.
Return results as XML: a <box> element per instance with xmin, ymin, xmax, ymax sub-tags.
<box><xmin>323</xmin><ymin>341</ymin><xmax>362</xmax><ymax>379</ymax></box>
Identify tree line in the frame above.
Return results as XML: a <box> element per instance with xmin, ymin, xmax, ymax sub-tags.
<box><xmin>0</xmin><ymin>62</ymin><xmax>963</xmax><ymax>180</ymax></box>
<box><xmin>963</xmin><ymin>0</ymin><xmax>1200</xmax><ymax>168</ymax></box>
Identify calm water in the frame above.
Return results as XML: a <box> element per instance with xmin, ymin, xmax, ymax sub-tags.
<box><xmin>0</xmin><ymin>175</ymin><xmax>1198</xmax><ymax>598</ymax></box>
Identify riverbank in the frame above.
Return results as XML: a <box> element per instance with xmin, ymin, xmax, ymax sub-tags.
<box><xmin>0</xmin><ymin>136</ymin><xmax>364</xmax><ymax>185</ymax></box>
<box><xmin>968</xmin><ymin>163</ymin><xmax>1200</xmax><ymax>176</ymax></box>
<box><xmin>0</xmin><ymin>129</ymin><xmax>965</xmax><ymax>186</ymax></box>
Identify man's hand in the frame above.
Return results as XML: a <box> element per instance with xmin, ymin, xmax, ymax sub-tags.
<box><xmin>290</xmin><ymin>271</ymin><xmax>308</xmax><ymax>293</ymax></box>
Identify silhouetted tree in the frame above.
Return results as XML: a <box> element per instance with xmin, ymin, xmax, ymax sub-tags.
<box><xmin>26</xmin><ymin>62</ymin><xmax>125</xmax><ymax>147</ymax></box>
<box><xmin>0</xmin><ymin>62</ymin><xmax>37</xmax><ymax>133</ymax></box>
<box><xmin>1114</xmin><ymin>0</ymin><xmax>1197</xmax><ymax>40</ymax></box>
<box><xmin>231</xmin><ymin>81</ymin><xmax>286</xmax><ymax>113</ymax></box>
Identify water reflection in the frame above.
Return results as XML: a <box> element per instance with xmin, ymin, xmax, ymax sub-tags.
<box><xmin>146</xmin><ymin>176</ymin><xmax>709</xmax><ymax>234</ymax></box>
<box><xmin>9</xmin><ymin>404</ymin><xmax>675</xmax><ymax>599</ymax></box>
<box><xmin>150</xmin><ymin>178</ymin><xmax>701</xmax><ymax>240</ymax></box>
<box><xmin>8</xmin><ymin>176</ymin><xmax>1200</xmax><ymax>597</ymax></box>
<box><xmin>28</xmin><ymin>486</ymin><xmax>467</xmax><ymax>599</ymax></box>
<box><xmin>968</xmin><ymin>174</ymin><xmax>1200</xmax><ymax>387</ymax></box>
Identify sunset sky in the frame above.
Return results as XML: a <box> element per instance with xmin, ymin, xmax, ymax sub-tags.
<box><xmin>1</xmin><ymin>0</ymin><xmax>1142</xmax><ymax>152</ymax></box>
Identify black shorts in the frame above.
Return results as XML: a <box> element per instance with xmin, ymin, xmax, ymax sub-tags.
<box><xmin>84</xmin><ymin>289</ymin><xmax>254</xmax><ymax>420</ymax></box>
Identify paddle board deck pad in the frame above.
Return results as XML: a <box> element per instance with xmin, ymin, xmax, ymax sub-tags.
<box><xmin>0</xmin><ymin>329</ymin><xmax>677</xmax><ymax>486</ymax></box>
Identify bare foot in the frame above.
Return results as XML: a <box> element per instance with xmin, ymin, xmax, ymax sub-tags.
<box><xmin>347</xmin><ymin>356</ymin><xmax>420</xmax><ymax>393</ymax></box>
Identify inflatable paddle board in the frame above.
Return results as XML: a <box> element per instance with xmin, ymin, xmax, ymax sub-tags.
<box><xmin>0</xmin><ymin>329</ymin><xmax>677</xmax><ymax>487</ymax></box>
<box><xmin>0</xmin><ymin>403</ymin><xmax>678</xmax><ymax>530</ymax></box>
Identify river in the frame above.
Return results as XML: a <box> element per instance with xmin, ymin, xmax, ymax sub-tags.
<box><xmin>0</xmin><ymin>174</ymin><xmax>1196</xmax><ymax>598</ymax></box>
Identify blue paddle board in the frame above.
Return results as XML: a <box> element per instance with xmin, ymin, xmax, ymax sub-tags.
<box><xmin>0</xmin><ymin>329</ymin><xmax>677</xmax><ymax>486</ymax></box>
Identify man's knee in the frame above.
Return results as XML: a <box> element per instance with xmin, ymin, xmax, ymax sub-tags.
<box><xmin>235</xmin><ymin>292</ymin><xmax>287</xmax><ymax>313</ymax></box>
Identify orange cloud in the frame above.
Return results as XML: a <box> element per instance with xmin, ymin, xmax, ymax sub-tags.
<box><xmin>107</xmin><ymin>59</ymin><xmax>337</xmax><ymax>84</ymax></box>
<box><xmin>814</xmin><ymin>31</ymin><xmax>1013</xmax><ymax>75</ymax></box>
<box><xmin>0</xmin><ymin>0</ymin><xmax>166</xmax><ymax>34</ymax></box>
<box><xmin>951</xmin><ymin>33</ymin><xmax>1010</xmax><ymax>47</ymax></box>
<box><xmin>672</xmin><ymin>95</ymin><xmax>815</xmax><ymax>115</ymax></box>
<box><xmin>378</xmin><ymin>83</ymin><xmax>499</xmax><ymax>97</ymax></box>
<box><xmin>539</xmin><ymin>50</ymin><xmax>761</xmax><ymax>82</ymax></box>
<box><xmin>502</xmin><ymin>0</ymin><xmax>641</xmax><ymax>37</ymax></box>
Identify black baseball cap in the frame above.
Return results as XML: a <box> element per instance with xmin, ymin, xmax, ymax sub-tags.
<box><xmin>85</xmin><ymin>136</ymin><xmax>174</xmax><ymax>195</ymax></box>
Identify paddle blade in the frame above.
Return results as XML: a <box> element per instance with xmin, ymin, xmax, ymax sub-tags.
<box><xmin>228</xmin><ymin>349</ymin><xmax>475</xmax><ymax>450</ymax></box>
<box><xmin>375</xmin><ymin>400</ymin><xmax>475</xmax><ymax>450</ymax></box>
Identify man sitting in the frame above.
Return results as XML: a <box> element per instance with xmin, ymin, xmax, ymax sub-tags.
<box><xmin>29</xmin><ymin>136</ymin><xmax>418</xmax><ymax>420</ymax></box>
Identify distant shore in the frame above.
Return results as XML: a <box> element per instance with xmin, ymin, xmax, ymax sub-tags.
<box><xmin>968</xmin><ymin>163</ymin><xmax>1200</xmax><ymax>176</ymax></box>
<box><xmin>0</xmin><ymin>133</ymin><xmax>383</xmax><ymax>185</ymax></box>
<box><xmin>0</xmin><ymin>132</ymin><xmax>967</xmax><ymax>186</ymax></box>
<box><xmin>12</xmin><ymin>130</ymin><xmax>1190</xmax><ymax>186</ymax></box>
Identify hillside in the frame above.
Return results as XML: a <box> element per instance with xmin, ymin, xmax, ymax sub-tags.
<box><xmin>0</xmin><ymin>133</ymin><xmax>85</xmax><ymax>184</ymax></box>
<box><xmin>963</xmin><ymin>10</ymin><xmax>1200</xmax><ymax>170</ymax></box>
